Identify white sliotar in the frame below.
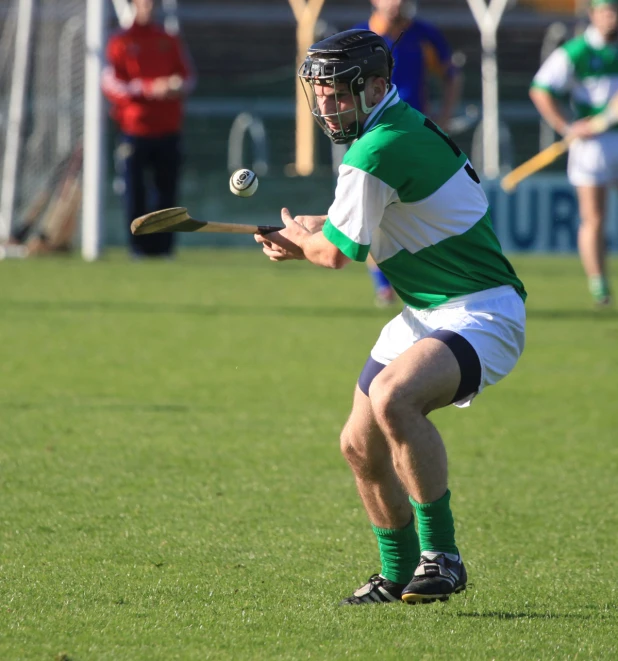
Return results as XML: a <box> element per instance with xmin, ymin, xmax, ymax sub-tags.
<box><xmin>229</xmin><ymin>169</ymin><xmax>258</xmax><ymax>197</ymax></box>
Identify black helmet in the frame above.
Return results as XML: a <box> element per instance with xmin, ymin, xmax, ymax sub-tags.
<box><xmin>298</xmin><ymin>29</ymin><xmax>394</xmax><ymax>144</ymax></box>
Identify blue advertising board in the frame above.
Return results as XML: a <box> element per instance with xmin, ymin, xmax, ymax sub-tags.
<box><xmin>483</xmin><ymin>175</ymin><xmax>618</xmax><ymax>253</ymax></box>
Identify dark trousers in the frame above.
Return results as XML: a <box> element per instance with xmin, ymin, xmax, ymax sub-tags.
<box><xmin>121</xmin><ymin>133</ymin><xmax>181</xmax><ymax>256</ymax></box>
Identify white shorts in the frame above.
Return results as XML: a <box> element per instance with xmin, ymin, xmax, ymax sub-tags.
<box><xmin>568</xmin><ymin>132</ymin><xmax>618</xmax><ymax>187</ymax></box>
<box><xmin>369</xmin><ymin>285</ymin><xmax>526</xmax><ymax>407</ymax></box>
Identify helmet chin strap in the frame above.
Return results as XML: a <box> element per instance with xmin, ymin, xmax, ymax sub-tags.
<box><xmin>359</xmin><ymin>90</ymin><xmax>377</xmax><ymax>115</ymax></box>
<box><xmin>358</xmin><ymin>81</ymin><xmax>389</xmax><ymax>114</ymax></box>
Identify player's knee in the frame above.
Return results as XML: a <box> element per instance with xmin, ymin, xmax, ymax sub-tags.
<box><xmin>369</xmin><ymin>372</ymin><xmax>423</xmax><ymax>434</ymax></box>
<box><xmin>581</xmin><ymin>217</ymin><xmax>605</xmax><ymax>233</ymax></box>
<box><xmin>340</xmin><ymin>424</ymin><xmax>364</xmax><ymax>466</ymax></box>
<box><xmin>340</xmin><ymin>425</ymin><xmax>378</xmax><ymax>476</ymax></box>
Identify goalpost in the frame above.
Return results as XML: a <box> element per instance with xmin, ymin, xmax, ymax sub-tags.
<box><xmin>0</xmin><ymin>0</ymin><xmax>34</xmax><ymax>241</ymax></box>
<box><xmin>82</xmin><ymin>0</ymin><xmax>179</xmax><ymax>260</ymax></box>
<box><xmin>1</xmin><ymin>0</ymin><xmax>326</xmax><ymax>258</ymax></box>
<box><xmin>0</xmin><ymin>0</ymin><xmax>158</xmax><ymax>260</ymax></box>
<box><xmin>465</xmin><ymin>0</ymin><xmax>511</xmax><ymax>178</ymax></box>
<box><xmin>82</xmin><ymin>0</ymin><xmax>107</xmax><ymax>261</ymax></box>
<box><xmin>0</xmin><ymin>0</ymin><xmax>114</xmax><ymax>261</ymax></box>
<box><xmin>287</xmin><ymin>0</ymin><xmax>326</xmax><ymax>177</ymax></box>
<box><xmin>0</xmin><ymin>0</ymin><xmax>35</xmax><ymax>242</ymax></box>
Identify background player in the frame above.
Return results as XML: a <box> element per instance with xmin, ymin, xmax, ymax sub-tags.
<box><xmin>530</xmin><ymin>0</ymin><xmax>618</xmax><ymax>307</ymax></box>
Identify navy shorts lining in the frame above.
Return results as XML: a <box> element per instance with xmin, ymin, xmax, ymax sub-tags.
<box><xmin>358</xmin><ymin>357</ymin><xmax>387</xmax><ymax>396</ymax></box>
<box><xmin>428</xmin><ymin>329</ymin><xmax>481</xmax><ymax>403</ymax></box>
<box><xmin>357</xmin><ymin>330</ymin><xmax>481</xmax><ymax>404</ymax></box>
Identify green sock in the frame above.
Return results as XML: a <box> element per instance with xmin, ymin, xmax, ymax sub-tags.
<box><xmin>371</xmin><ymin>516</ymin><xmax>420</xmax><ymax>585</ymax></box>
<box><xmin>588</xmin><ymin>275</ymin><xmax>610</xmax><ymax>302</ymax></box>
<box><xmin>410</xmin><ymin>489</ymin><xmax>459</xmax><ymax>555</ymax></box>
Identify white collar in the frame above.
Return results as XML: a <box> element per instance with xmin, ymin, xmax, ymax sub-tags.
<box><xmin>585</xmin><ymin>24</ymin><xmax>618</xmax><ymax>49</ymax></box>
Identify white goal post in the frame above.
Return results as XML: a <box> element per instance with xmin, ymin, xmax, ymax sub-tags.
<box><xmin>81</xmin><ymin>0</ymin><xmax>179</xmax><ymax>260</ymax></box>
<box><xmin>0</xmin><ymin>0</ymin><xmax>35</xmax><ymax>242</ymax></box>
<box><xmin>465</xmin><ymin>0</ymin><xmax>511</xmax><ymax>179</ymax></box>
<box><xmin>81</xmin><ymin>0</ymin><xmax>107</xmax><ymax>261</ymax></box>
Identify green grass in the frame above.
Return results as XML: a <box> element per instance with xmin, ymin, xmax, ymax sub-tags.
<box><xmin>1</xmin><ymin>251</ymin><xmax>617</xmax><ymax>660</ymax></box>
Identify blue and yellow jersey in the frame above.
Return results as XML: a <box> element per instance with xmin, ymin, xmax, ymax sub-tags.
<box><xmin>355</xmin><ymin>17</ymin><xmax>455</xmax><ymax>113</ymax></box>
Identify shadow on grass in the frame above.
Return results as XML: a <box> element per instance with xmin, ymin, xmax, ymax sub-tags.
<box><xmin>457</xmin><ymin>610</ymin><xmax>616</xmax><ymax>620</ymax></box>
<box><xmin>0</xmin><ymin>299</ymin><xmax>392</xmax><ymax>319</ymax></box>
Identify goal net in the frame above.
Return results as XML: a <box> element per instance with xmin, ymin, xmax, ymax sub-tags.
<box><xmin>0</xmin><ymin>0</ymin><xmax>85</xmax><ymax>251</ymax></box>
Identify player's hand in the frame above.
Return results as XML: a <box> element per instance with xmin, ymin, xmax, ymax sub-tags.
<box><xmin>293</xmin><ymin>214</ymin><xmax>326</xmax><ymax>233</ymax></box>
<box><xmin>148</xmin><ymin>76</ymin><xmax>183</xmax><ymax>99</ymax></box>
<box><xmin>254</xmin><ymin>208</ymin><xmax>310</xmax><ymax>261</ymax></box>
<box><xmin>148</xmin><ymin>77</ymin><xmax>170</xmax><ymax>99</ymax></box>
<box><xmin>255</xmin><ymin>238</ymin><xmax>299</xmax><ymax>261</ymax></box>
<box><xmin>567</xmin><ymin>118</ymin><xmax>598</xmax><ymax>140</ymax></box>
<box><xmin>165</xmin><ymin>75</ymin><xmax>184</xmax><ymax>97</ymax></box>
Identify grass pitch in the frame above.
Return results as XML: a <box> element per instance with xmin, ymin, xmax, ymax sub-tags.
<box><xmin>1</xmin><ymin>251</ymin><xmax>617</xmax><ymax>660</ymax></box>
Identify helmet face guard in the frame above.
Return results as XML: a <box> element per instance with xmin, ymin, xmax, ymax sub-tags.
<box><xmin>298</xmin><ymin>61</ymin><xmax>366</xmax><ymax>144</ymax></box>
<box><xmin>298</xmin><ymin>30</ymin><xmax>394</xmax><ymax>145</ymax></box>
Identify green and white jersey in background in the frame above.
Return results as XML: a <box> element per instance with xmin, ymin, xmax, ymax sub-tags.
<box><xmin>322</xmin><ymin>86</ymin><xmax>526</xmax><ymax>310</ymax></box>
<box><xmin>531</xmin><ymin>25</ymin><xmax>618</xmax><ymax>120</ymax></box>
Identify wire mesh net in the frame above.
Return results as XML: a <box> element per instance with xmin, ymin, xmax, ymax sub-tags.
<box><xmin>0</xmin><ymin>0</ymin><xmax>85</xmax><ymax>237</ymax></box>
<box><xmin>0</xmin><ymin>1</ymin><xmax>18</xmax><ymax>196</ymax></box>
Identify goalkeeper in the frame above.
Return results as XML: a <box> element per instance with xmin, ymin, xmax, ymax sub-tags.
<box><xmin>102</xmin><ymin>0</ymin><xmax>195</xmax><ymax>258</ymax></box>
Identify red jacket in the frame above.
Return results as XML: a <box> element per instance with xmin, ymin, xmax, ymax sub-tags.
<box><xmin>102</xmin><ymin>23</ymin><xmax>195</xmax><ymax>137</ymax></box>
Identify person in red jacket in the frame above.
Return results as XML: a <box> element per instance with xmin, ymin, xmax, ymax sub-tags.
<box><xmin>102</xmin><ymin>0</ymin><xmax>195</xmax><ymax>257</ymax></box>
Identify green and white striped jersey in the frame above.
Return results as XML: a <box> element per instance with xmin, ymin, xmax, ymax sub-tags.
<box><xmin>531</xmin><ymin>25</ymin><xmax>618</xmax><ymax>119</ymax></box>
<box><xmin>322</xmin><ymin>86</ymin><xmax>526</xmax><ymax>310</ymax></box>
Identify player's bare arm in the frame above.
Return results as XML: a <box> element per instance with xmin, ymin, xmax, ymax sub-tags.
<box><xmin>530</xmin><ymin>87</ymin><xmax>600</xmax><ymax>140</ymax></box>
<box><xmin>529</xmin><ymin>87</ymin><xmax>572</xmax><ymax>136</ymax></box>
